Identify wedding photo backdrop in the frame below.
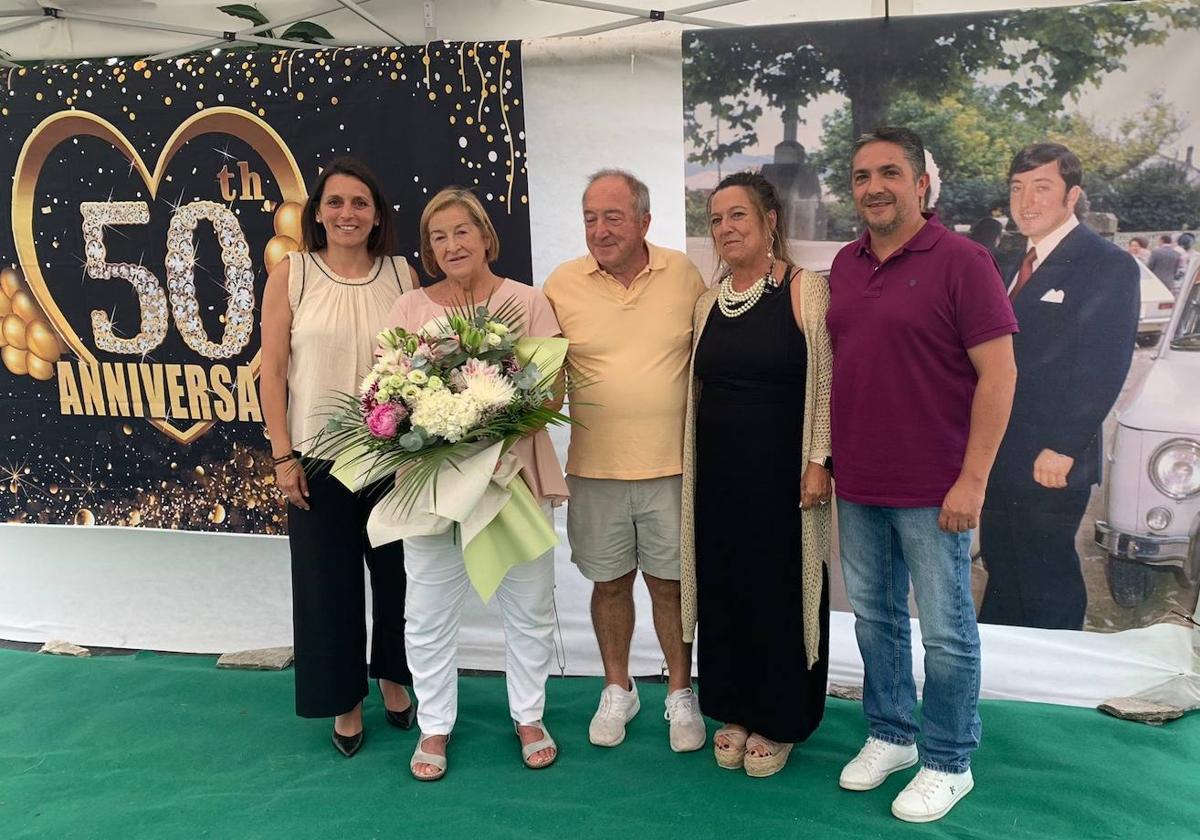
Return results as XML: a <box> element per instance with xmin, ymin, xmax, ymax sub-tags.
<box><xmin>684</xmin><ymin>1</ymin><xmax>1200</xmax><ymax>638</ymax></box>
<box><xmin>1</xmin><ymin>0</ymin><xmax>1196</xmax><ymax>712</ymax></box>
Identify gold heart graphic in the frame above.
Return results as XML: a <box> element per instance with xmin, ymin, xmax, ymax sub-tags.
<box><xmin>11</xmin><ymin>107</ymin><xmax>306</xmax><ymax>444</ymax></box>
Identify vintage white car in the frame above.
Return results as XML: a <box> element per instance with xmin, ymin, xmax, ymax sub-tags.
<box><xmin>1136</xmin><ymin>260</ymin><xmax>1176</xmax><ymax>347</ymax></box>
<box><xmin>1096</xmin><ymin>259</ymin><xmax>1200</xmax><ymax>606</ymax></box>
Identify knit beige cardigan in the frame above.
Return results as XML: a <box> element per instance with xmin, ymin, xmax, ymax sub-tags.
<box><xmin>679</xmin><ymin>268</ymin><xmax>833</xmax><ymax>669</ymax></box>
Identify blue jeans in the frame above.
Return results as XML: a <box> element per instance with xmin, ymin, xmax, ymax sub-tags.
<box><xmin>837</xmin><ymin>500</ymin><xmax>981</xmax><ymax>772</ymax></box>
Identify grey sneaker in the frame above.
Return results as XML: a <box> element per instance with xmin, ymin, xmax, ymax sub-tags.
<box><xmin>589</xmin><ymin>682</ymin><xmax>640</xmax><ymax>747</ymax></box>
<box><xmin>664</xmin><ymin>688</ymin><xmax>705</xmax><ymax>752</ymax></box>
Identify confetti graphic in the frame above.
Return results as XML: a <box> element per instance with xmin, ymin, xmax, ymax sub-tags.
<box><xmin>1</xmin><ymin>43</ymin><xmax>531</xmax><ymax>534</ymax></box>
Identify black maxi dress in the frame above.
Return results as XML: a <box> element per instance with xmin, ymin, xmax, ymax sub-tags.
<box><xmin>693</xmin><ymin>269</ymin><xmax>829</xmax><ymax>743</ymax></box>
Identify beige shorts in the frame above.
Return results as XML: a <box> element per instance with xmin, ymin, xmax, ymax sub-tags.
<box><xmin>565</xmin><ymin>474</ymin><xmax>682</xmax><ymax>583</ymax></box>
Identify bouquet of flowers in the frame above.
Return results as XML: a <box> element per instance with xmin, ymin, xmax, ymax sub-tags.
<box><xmin>309</xmin><ymin>298</ymin><xmax>572</xmax><ymax>600</ymax></box>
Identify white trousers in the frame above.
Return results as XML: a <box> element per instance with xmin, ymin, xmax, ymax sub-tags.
<box><xmin>403</xmin><ymin>509</ymin><xmax>556</xmax><ymax>735</ymax></box>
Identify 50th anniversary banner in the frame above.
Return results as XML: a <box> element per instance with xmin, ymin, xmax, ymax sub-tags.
<box><xmin>1</xmin><ymin>44</ymin><xmax>531</xmax><ymax>533</ymax></box>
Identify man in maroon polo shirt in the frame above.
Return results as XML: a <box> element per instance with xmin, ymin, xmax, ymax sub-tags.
<box><xmin>827</xmin><ymin>127</ymin><xmax>1017</xmax><ymax>823</ymax></box>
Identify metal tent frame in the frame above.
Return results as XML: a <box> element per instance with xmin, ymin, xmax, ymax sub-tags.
<box><xmin>0</xmin><ymin>0</ymin><xmax>754</xmax><ymax>63</ymax></box>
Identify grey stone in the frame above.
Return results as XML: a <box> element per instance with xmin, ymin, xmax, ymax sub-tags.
<box><xmin>38</xmin><ymin>639</ymin><xmax>91</xmax><ymax>657</ymax></box>
<box><xmin>217</xmin><ymin>646</ymin><xmax>294</xmax><ymax>671</ymax></box>
<box><xmin>1097</xmin><ymin>696</ymin><xmax>1185</xmax><ymax>724</ymax></box>
<box><xmin>1086</xmin><ymin>212</ymin><xmax>1119</xmax><ymax>237</ymax></box>
<box><xmin>829</xmin><ymin>683</ymin><xmax>864</xmax><ymax>702</ymax></box>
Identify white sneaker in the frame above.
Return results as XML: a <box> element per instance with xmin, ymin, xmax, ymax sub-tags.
<box><xmin>838</xmin><ymin>737</ymin><xmax>919</xmax><ymax>791</ymax></box>
<box><xmin>589</xmin><ymin>681</ymin><xmax>640</xmax><ymax>747</ymax></box>
<box><xmin>664</xmin><ymin>688</ymin><xmax>705</xmax><ymax>752</ymax></box>
<box><xmin>891</xmin><ymin>767</ymin><xmax>974</xmax><ymax>823</ymax></box>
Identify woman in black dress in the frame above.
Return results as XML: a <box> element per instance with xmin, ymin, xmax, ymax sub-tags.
<box><xmin>679</xmin><ymin>172</ymin><xmax>834</xmax><ymax>777</ymax></box>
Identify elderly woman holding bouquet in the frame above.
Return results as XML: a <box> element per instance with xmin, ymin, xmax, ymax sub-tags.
<box><xmin>680</xmin><ymin>171</ymin><xmax>833</xmax><ymax>777</ymax></box>
<box><xmin>385</xmin><ymin>187</ymin><xmax>568</xmax><ymax>781</ymax></box>
<box><xmin>260</xmin><ymin>157</ymin><xmax>419</xmax><ymax>758</ymax></box>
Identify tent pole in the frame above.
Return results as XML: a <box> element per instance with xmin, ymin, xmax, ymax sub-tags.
<box><xmin>555</xmin><ymin>0</ymin><xmax>747</xmax><ymax>37</ymax></box>
<box><xmin>0</xmin><ymin>16</ymin><xmax>47</xmax><ymax>37</ymax></box>
<box><xmin>533</xmin><ymin>0</ymin><xmax>734</xmax><ymax>28</ymax></box>
<box><xmin>148</xmin><ymin>2</ymin><xmax>378</xmax><ymax>62</ymax></box>
<box><xmin>333</xmin><ymin>0</ymin><xmax>407</xmax><ymax>45</ymax></box>
<box><xmin>51</xmin><ymin>9</ymin><xmax>329</xmax><ymax>52</ymax></box>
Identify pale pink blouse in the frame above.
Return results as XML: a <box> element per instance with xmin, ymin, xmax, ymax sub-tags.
<box><xmin>385</xmin><ymin>278</ymin><xmax>569</xmax><ymax>506</ymax></box>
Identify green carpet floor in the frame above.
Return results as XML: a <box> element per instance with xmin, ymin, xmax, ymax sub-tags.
<box><xmin>0</xmin><ymin>648</ymin><xmax>1196</xmax><ymax>840</ymax></box>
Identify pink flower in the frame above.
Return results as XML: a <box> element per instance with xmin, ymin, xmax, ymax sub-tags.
<box><xmin>366</xmin><ymin>403</ymin><xmax>405</xmax><ymax>439</ymax></box>
<box><xmin>429</xmin><ymin>336</ymin><xmax>462</xmax><ymax>362</ymax></box>
<box><xmin>462</xmin><ymin>357</ymin><xmax>501</xmax><ymax>378</ymax></box>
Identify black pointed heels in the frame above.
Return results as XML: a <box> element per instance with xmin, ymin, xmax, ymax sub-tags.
<box><xmin>377</xmin><ymin>678</ymin><xmax>416</xmax><ymax>730</ymax></box>
<box><xmin>331</xmin><ymin>727</ymin><xmax>364</xmax><ymax>758</ymax></box>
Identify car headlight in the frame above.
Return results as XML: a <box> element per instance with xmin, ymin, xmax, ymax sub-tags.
<box><xmin>1149</xmin><ymin>439</ymin><xmax>1200</xmax><ymax>500</ymax></box>
<box><xmin>1146</xmin><ymin>507</ymin><xmax>1172</xmax><ymax>531</ymax></box>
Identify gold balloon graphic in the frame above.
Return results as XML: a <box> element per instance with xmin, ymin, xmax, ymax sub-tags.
<box><xmin>74</xmin><ymin>508</ymin><xmax>96</xmax><ymax>526</ymax></box>
<box><xmin>274</xmin><ymin>200</ymin><xmax>304</xmax><ymax>242</ymax></box>
<box><xmin>26</xmin><ymin>354</ymin><xmax>54</xmax><ymax>381</ymax></box>
<box><xmin>209</xmin><ymin>503</ymin><xmax>227</xmax><ymax>524</ymax></box>
<box><xmin>0</xmin><ymin>266</ymin><xmax>63</xmax><ymax>381</ymax></box>
<box><xmin>26</xmin><ymin>319</ymin><xmax>61</xmax><ymax>363</ymax></box>
<box><xmin>264</xmin><ymin>234</ymin><xmax>299</xmax><ymax>273</ymax></box>
<box><xmin>3</xmin><ymin>345</ymin><xmax>29</xmax><ymax>375</ymax></box>
<box><xmin>2</xmin><ymin>316</ymin><xmax>27</xmax><ymax>350</ymax></box>
<box><xmin>0</xmin><ymin>266</ymin><xmax>23</xmax><ymax>298</ymax></box>
<box><xmin>10</xmin><ymin>289</ymin><xmax>38</xmax><ymax>323</ymax></box>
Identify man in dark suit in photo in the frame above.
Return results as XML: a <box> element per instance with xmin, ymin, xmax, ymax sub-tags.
<box><xmin>978</xmin><ymin>143</ymin><xmax>1140</xmax><ymax>630</ymax></box>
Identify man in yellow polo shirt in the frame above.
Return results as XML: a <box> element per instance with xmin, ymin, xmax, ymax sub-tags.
<box><xmin>544</xmin><ymin>170</ymin><xmax>707</xmax><ymax>752</ymax></box>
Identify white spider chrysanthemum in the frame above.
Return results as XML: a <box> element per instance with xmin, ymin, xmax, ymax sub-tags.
<box><xmin>410</xmin><ymin>389</ymin><xmax>482</xmax><ymax>442</ymax></box>
<box><xmin>461</xmin><ymin>369</ymin><xmax>516</xmax><ymax>410</ymax></box>
<box><xmin>359</xmin><ymin>370</ymin><xmax>381</xmax><ymax>395</ymax></box>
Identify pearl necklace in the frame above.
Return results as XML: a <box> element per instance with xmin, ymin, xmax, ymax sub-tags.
<box><xmin>717</xmin><ymin>258</ymin><xmax>775</xmax><ymax>319</ymax></box>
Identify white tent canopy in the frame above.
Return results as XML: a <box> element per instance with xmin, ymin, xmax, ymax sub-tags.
<box><xmin>0</xmin><ymin>0</ymin><xmax>1087</xmax><ymax>62</ymax></box>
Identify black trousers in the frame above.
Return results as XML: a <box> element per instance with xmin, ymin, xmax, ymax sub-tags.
<box><xmin>978</xmin><ymin>485</ymin><xmax>1092</xmax><ymax>630</ymax></box>
<box><xmin>287</xmin><ymin>462</ymin><xmax>412</xmax><ymax>718</ymax></box>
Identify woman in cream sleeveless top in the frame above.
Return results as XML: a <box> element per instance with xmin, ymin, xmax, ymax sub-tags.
<box><xmin>260</xmin><ymin>157</ymin><xmax>419</xmax><ymax>758</ymax></box>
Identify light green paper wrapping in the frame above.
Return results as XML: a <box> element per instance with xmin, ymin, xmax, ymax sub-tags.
<box><xmin>329</xmin><ymin>443</ymin><xmax>372</xmax><ymax>492</ymax></box>
<box><xmin>515</xmin><ymin>336</ymin><xmax>568</xmax><ymax>383</ymax></box>
<box><xmin>462</xmin><ymin>474</ymin><xmax>556</xmax><ymax>602</ymax></box>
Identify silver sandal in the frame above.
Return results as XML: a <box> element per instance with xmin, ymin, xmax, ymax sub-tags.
<box><xmin>410</xmin><ymin>733</ymin><xmax>450</xmax><ymax>782</ymax></box>
<box><xmin>515</xmin><ymin>720</ymin><xmax>557</xmax><ymax>769</ymax></box>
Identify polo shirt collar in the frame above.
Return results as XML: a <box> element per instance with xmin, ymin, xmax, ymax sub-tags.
<box><xmin>585</xmin><ymin>241</ymin><xmax>664</xmax><ymax>279</ymax></box>
<box><xmin>853</xmin><ymin>213</ymin><xmax>946</xmax><ymax>259</ymax></box>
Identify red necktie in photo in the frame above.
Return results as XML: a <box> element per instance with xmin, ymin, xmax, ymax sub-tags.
<box><xmin>1009</xmin><ymin>248</ymin><xmax>1037</xmax><ymax>301</ymax></box>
